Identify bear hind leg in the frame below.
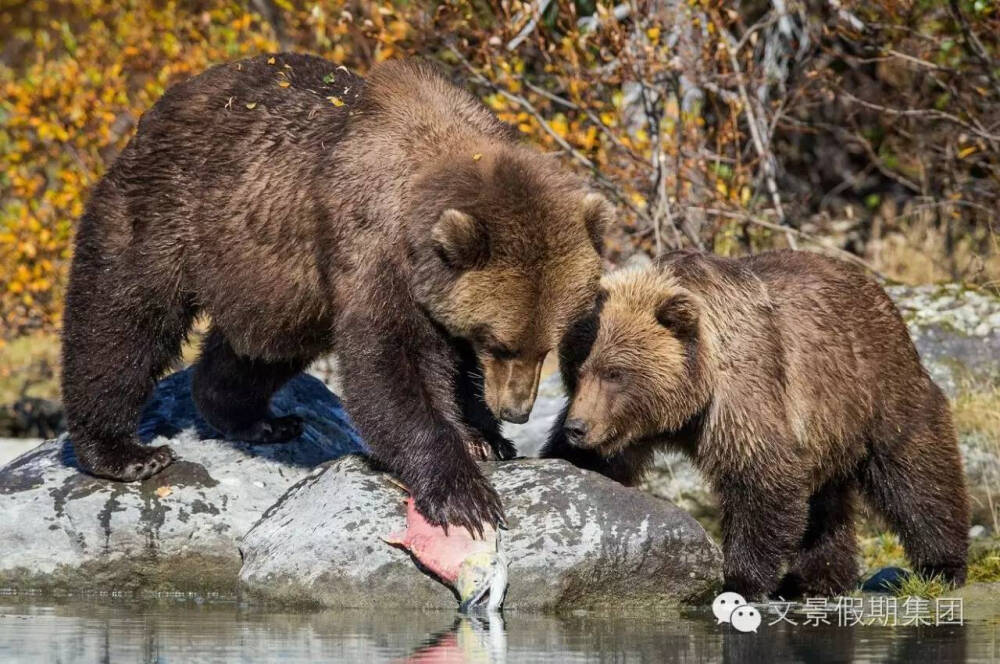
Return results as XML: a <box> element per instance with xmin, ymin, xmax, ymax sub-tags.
<box><xmin>63</xmin><ymin>258</ymin><xmax>195</xmax><ymax>481</ymax></box>
<box><xmin>774</xmin><ymin>478</ymin><xmax>859</xmax><ymax>598</ymax></box>
<box><xmin>859</xmin><ymin>400</ymin><xmax>970</xmax><ymax>585</ymax></box>
<box><xmin>191</xmin><ymin>328</ymin><xmax>308</xmax><ymax>444</ymax></box>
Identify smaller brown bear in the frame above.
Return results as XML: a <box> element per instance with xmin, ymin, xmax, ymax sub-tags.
<box><xmin>543</xmin><ymin>250</ymin><xmax>969</xmax><ymax>599</ymax></box>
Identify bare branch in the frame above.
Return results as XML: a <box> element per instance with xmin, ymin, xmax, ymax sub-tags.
<box><xmin>506</xmin><ymin>0</ymin><xmax>553</xmax><ymax>51</ymax></box>
<box><xmin>948</xmin><ymin>0</ymin><xmax>1000</xmax><ymax>99</ymax></box>
<box><xmin>448</xmin><ymin>45</ymin><xmax>654</xmax><ymax>227</ymax></box>
<box><xmin>518</xmin><ymin>78</ymin><xmax>648</xmax><ymax>166</ymax></box>
<box><xmin>718</xmin><ymin>24</ymin><xmax>798</xmax><ymax>248</ymax></box>
<box><xmin>839</xmin><ymin>89</ymin><xmax>1000</xmax><ymax>147</ymax></box>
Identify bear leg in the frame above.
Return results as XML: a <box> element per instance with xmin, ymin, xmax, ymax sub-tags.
<box><xmin>453</xmin><ymin>342</ymin><xmax>517</xmax><ymax>461</ymax></box>
<box><xmin>192</xmin><ymin>328</ymin><xmax>308</xmax><ymax>444</ymax></box>
<box><xmin>62</xmin><ymin>252</ymin><xmax>194</xmax><ymax>481</ymax></box>
<box><xmin>860</xmin><ymin>391</ymin><xmax>969</xmax><ymax>585</ymax></box>
<box><xmin>719</xmin><ymin>473</ymin><xmax>810</xmax><ymax>599</ymax></box>
<box><xmin>774</xmin><ymin>479</ymin><xmax>859</xmax><ymax>598</ymax></box>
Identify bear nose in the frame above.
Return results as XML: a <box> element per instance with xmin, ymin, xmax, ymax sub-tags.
<box><xmin>500</xmin><ymin>407</ymin><xmax>530</xmax><ymax>424</ymax></box>
<box><xmin>564</xmin><ymin>418</ymin><xmax>588</xmax><ymax>443</ymax></box>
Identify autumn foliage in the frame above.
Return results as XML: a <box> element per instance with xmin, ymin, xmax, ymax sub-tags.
<box><xmin>2</xmin><ymin>0</ymin><xmax>998</xmax><ymax>338</ymax></box>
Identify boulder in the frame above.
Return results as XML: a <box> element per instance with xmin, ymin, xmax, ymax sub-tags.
<box><xmin>0</xmin><ymin>369</ymin><xmax>364</xmax><ymax>594</ymax></box>
<box><xmin>0</xmin><ymin>368</ymin><xmax>720</xmax><ymax>608</ymax></box>
<box><xmin>888</xmin><ymin>284</ymin><xmax>1000</xmax><ymax>397</ymax></box>
<box><xmin>239</xmin><ymin>455</ymin><xmax>722</xmax><ymax>610</ymax></box>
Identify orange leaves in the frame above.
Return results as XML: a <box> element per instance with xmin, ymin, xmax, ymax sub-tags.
<box><xmin>1</xmin><ymin>0</ymin><xmax>291</xmax><ymax>334</ymax></box>
<box><xmin>1</xmin><ymin>0</ymin><xmax>435</xmax><ymax>335</ymax></box>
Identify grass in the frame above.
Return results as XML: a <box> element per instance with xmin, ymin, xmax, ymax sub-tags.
<box><xmin>953</xmin><ymin>383</ymin><xmax>1000</xmax><ymax>532</ymax></box>
<box><xmin>0</xmin><ymin>332</ymin><xmax>61</xmax><ymax>403</ymax></box>
<box><xmin>860</xmin><ymin>531</ymin><xmax>1000</xmax><ymax>598</ymax></box>
<box><xmin>871</xmin><ymin>216</ymin><xmax>1000</xmax><ymax>287</ymax></box>
<box><xmin>968</xmin><ymin>549</ymin><xmax>1000</xmax><ymax>584</ymax></box>
<box><xmin>954</xmin><ymin>385</ymin><xmax>1000</xmax><ymax>441</ymax></box>
<box><xmin>860</xmin><ymin>532</ymin><xmax>908</xmax><ymax>573</ymax></box>
<box><xmin>889</xmin><ymin>573</ymin><xmax>950</xmax><ymax>599</ymax></box>
<box><xmin>0</xmin><ymin>323</ymin><xmax>210</xmax><ymax>407</ymax></box>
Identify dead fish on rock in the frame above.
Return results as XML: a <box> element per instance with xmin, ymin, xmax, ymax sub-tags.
<box><xmin>386</xmin><ymin>496</ymin><xmax>508</xmax><ymax>612</ymax></box>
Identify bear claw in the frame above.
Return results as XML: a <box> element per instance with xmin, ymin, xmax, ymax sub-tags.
<box><xmin>81</xmin><ymin>443</ymin><xmax>176</xmax><ymax>482</ymax></box>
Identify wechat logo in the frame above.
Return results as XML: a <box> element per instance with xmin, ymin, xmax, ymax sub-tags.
<box><xmin>713</xmin><ymin>592</ymin><xmax>762</xmax><ymax>633</ymax></box>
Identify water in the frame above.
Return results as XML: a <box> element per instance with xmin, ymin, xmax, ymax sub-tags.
<box><xmin>1</xmin><ymin>599</ymin><xmax>998</xmax><ymax>663</ymax></box>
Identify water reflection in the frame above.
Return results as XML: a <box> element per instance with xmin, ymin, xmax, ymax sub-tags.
<box><xmin>0</xmin><ymin>599</ymin><xmax>994</xmax><ymax>663</ymax></box>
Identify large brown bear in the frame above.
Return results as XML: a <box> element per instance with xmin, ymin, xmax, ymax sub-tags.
<box><xmin>543</xmin><ymin>250</ymin><xmax>969</xmax><ymax>598</ymax></box>
<box><xmin>62</xmin><ymin>54</ymin><xmax>610</xmax><ymax>535</ymax></box>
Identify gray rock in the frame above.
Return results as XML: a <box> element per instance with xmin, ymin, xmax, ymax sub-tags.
<box><xmin>240</xmin><ymin>455</ymin><xmax>722</xmax><ymax>610</ymax></box>
<box><xmin>0</xmin><ymin>369</ymin><xmax>364</xmax><ymax>594</ymax></box>
<box><xmin>1</xmin><ymin>368</ymin><xmax>719</xmax><ymax>608</ymax></box>
<box><xmin>888</xmin><ymin>284</ymin><xmax>1000</xmax><ymax>397</ymax></box>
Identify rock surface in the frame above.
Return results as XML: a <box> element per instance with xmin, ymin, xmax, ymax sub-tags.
<box><xmin>0</xmin><ymin>369</ymin><xmax>364</xmax><ymax>594</ymax></box>
<box><xmin>888</xmin><ymin>284</ymin><xmax>1000</xmax><ymax>397</ymax></box>
<box><xmin>239</xmin><ymin>455</ymin><xmax>721</xmax><ymax>610</ymax></box>
<box><xmin>0</xmin><ymin>368</ymin><xmax>720</xmax><ymax>608</ymax></box>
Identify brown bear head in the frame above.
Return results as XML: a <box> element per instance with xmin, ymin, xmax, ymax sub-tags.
<box><xmin>561</xmin><ymin>268</ymin><xmax>713</xmax><ymax>455</ymax></box>
<box><xmin>410</xmin><ymin>149</ymin><xmax>610</xmax><ymax>424</ymax></box>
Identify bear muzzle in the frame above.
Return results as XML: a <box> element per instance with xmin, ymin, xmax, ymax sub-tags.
<box><xmin>483</xmin><ymin>355</ymin><xmax>545</xmax><ymax>424</ymax></box>
<box><xmin>563</xmin><ymin>418</ymin><xmax>589</xmax><ymax>446</ymax></box>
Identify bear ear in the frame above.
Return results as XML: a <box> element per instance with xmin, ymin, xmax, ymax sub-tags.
<box><xmin>581</xmin><ymin>192</ymin><xmax>613</xmax><ymax>256</ymax></box>
<box><xmin>655</xmin><ymin>291</ymin><xmax>700</xmax><ymax>340</ymax></box>
<box><xmin>432</xmin><ymin>209</ymin><xmax>489</xmax><ymax>270</ymax></box>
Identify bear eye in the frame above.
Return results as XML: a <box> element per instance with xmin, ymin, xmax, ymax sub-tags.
<box><xmin>488</xmin><ymin>344</ymin><xmax>516</xmax><ymax>360</ymax></box>
<box><xmin>601</xmin><ymin>367</ymin><xmax>625</xmax><ymax>383</ymax></box>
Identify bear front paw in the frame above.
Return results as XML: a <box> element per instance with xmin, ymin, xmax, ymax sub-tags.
<box><xmin>412</xmin><ymin>468</ymin><xmax>505</xmax><ymax>539</ymax></box>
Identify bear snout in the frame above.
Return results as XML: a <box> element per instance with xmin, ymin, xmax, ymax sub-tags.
<box><xmin>499</xmin><ymin>406</ymin><xmax>531</xmax><ymax>424</ymax></box>
<box><xmin>563</xmin><ymin>418</ymin><xmax>589</xmax><ymax>445</ymax></box>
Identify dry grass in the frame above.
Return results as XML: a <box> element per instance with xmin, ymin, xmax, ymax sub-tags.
<box><xmin>954</xmin><ymin>384</ymin><xmax>1000</xmax><ymax>532</ymax></box>
<box><xmin>0</xmin><ymin>332</ymin><xmax>61</xmax><ymax>403</ymax></box>
<box><xmin>868</xmin><ymin>211</ymin><xmax>1000</xmax><ymax>289</ymax></box>
<box><xmin>954</xmin><ymin>386</ymin><xmax>1000</xmax><ymax>442</ymax></box>
<box><xmin>968</xmin><ymin>550</ymin><xmax>1000</xmax><ymax>583</ymax></box>
<box><xmin>0</xmin><ymin>321</ymin><xmax>210</xmax><ymax>406</ymax></box>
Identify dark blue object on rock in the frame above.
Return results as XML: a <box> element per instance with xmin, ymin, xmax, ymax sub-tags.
<box><xmin>860</xmin><ymin>566</ymin><xmax>911</xmax><ymax>593</ymax></box>
<box><xmin>137</xmin><ymin>368</ymin><xmax>368</xmax><ymax>467</ymax></box>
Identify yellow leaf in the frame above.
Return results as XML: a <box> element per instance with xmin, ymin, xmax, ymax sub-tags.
<box><xmin>472</xmin><ymin>153</ymin><xmax>483</xmax><ymax>161</ymax></box>
<box><xmin>155</xmin><ymin>486</ymin><xmax>173</xmax><ymax>498</ymax></box>
<box><xmin>267</xmin><ymin>57</ymin><xmax>276</xmax><ymax>64</ymax></box>
<box><xmin>246</xmin><ymin>102</ymin><xmax>257</xmax><ymax>109</ymax></box>
<box><xmin>327</xmin><ymin>96</ymin><xmax>345</xmax><ymax>106</ymax></box>
<box><xmin>550</xmin><ymin>114</ymin><xmax>569</xmax><ymax>138</ymax></box>
<box><xmin>278</xmin><ymin>80</ymin><xmax>290</xmax><ymax>88</ymax></box>
<box><xmin>958</xmin><ymin>146</ymin><xmax>977</xmax><ymax>159</ymax></box>
<box><xmin>647</xmin><ymin>27</ymin><xmax>661</xmax><ymax>43</ymax></box>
